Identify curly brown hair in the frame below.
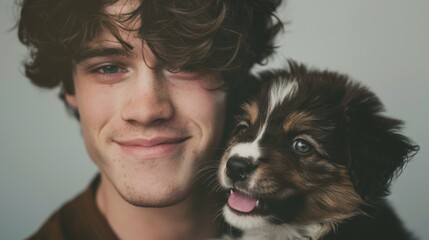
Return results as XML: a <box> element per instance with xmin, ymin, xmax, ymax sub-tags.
<box><xmin>17</xmin><ymin>0</ymin><xmax>283</xmax><ymax>116</ymax></box>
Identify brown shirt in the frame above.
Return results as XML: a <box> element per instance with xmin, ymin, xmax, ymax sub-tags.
<box><xmin>27</xmin><ymin>175</ymin><xmax>234</xmax><ymax>240</ymax></box>
<box><xmin>28</xmin><ymin>175</ymin><xmax>119</xmax><ymax>240</ymax></box>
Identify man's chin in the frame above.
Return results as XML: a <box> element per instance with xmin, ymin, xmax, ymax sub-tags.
<box><xmin>120</xmin><ymin>187</ymin><xmax>192</xmax><ymax>208</ymax></box>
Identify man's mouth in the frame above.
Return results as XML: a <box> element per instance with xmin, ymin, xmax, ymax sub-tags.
<box><xmin>115</xmin><ymin>136</ymin><xmax>190</xmax><ymax>147</ymax></box>
<box><xmin>114</xmin><ymin>136</ymin><xmax>190</xmax><ymax>159</ymax></box>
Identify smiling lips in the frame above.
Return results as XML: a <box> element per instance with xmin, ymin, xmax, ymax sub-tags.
<box><xmin>114</xmin><ymin>136</ymin><xmax>190</xmax><ymax>159</ymax></box>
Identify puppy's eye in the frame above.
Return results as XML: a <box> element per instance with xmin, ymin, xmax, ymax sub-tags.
<box><xmin>292</xmin><ymin>139</ymin><xmax>312</xmax><ymax>154</ymax></box>
<box><xmin>235</xmin><ymin>121</ymin><xmax>250</xmax><ymax>134</ymax></box>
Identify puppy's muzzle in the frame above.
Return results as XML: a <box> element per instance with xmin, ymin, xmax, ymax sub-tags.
<box><xmin>226</xmin><ymin>157</ymin><xmax>257</xmax><ymax>182</ymax></box>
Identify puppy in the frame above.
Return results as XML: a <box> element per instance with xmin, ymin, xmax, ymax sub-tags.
<box><xmin>218</xmin><ymin>61</ymin><xmax>418</xmax><ymax>240</ymax></box>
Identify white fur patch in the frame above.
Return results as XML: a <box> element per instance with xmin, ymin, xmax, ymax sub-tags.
<box><xmin>228</xmin><ymin>142</ymin><xmax>261</xmax><ymax>160</ymax></box>
<box><xmin>251</xmin><ymin>79</ymin><xmax>298</xmax><ymax>153</ymax></box>
<box><xmin>218</xmin><ymin>208</ymin><xmax>330</xmax><ymax>240</ymax></box>
<box><xmin>223</xmin><ymin>206</ymin><xmax>270</xmax><ymax>230</ymax></box>
<box><xmin>268</xmin><ymin>79</ymin><xmax>298</xmax><ymax>114</ymax></box>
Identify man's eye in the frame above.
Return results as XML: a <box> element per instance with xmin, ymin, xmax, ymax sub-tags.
<box><xmin>163</xmin><ymin>69</ymin><xmax>225</xmax><ymax>90</ymax></box>
<box><xmin>87</xmin><ymin>64</ymin><xmax>128</xmax><ymax>84</ymax></box>
<box><xmin>164</xmin><ymin>69</ymin><xmax>202</xmax><ymax>80</ymax></box>
<box><xmin>96</xmin><ymin>65</ymin><xmax>125</xmax><ymax>74</ymax></box>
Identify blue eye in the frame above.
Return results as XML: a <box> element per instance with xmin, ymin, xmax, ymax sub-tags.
<box><xmin>292</xmin><ymin>139</ymin><xmax>312</xmax><ymax>154</ymax></box>
<box><xmin>97</xmin><ymin>65</ymin><xmax>122</xmax><ymax>74</ymax></box>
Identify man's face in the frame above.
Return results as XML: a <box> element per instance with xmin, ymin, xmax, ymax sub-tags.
<box><xmin>65</xmin><ymin>1</ymin><xmax>227</xmax><ymax>207</ymax></box>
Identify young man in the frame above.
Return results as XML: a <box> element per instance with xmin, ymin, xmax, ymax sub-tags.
<box><xmin>18</xmin><ymin>0</ymin><xmax>282</xmax><ymax>239</ymax></box>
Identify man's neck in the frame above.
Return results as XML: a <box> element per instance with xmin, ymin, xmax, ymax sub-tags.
<box><xmin>96</xmin><ymin>174</ymin><xmax>221</xmax><ymax>240</ymax></box>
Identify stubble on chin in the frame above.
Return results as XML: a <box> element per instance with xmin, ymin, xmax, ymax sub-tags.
<box><xmin>117</xmin><ymin>181</ymin><xmax>194</xmax><ymax>208</ymax></box>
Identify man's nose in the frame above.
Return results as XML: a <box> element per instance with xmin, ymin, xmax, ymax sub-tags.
<box><xmin>121</xmin><ymin>70</ymin><xmax>174</xmax><ymax>125</ymax></box>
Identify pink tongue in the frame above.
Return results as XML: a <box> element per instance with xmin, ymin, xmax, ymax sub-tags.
<box><xmin>228</xmin><ymin>191</ymin><xmax>257</xmax><ymax>213</ymax></box>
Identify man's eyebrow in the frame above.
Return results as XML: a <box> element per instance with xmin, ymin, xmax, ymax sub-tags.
<box><xmin>74</xmin><ymin>47</ymin><xmax>131</xmax><ymax>63</ymax></box>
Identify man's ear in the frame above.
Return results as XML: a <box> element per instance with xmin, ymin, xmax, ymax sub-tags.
<box><xmin>65</xmin><ymin>94</ymin><xmax>77</xmax><ymax>108</ymax></box>
<box><xmin>344</xmin><ymin>86</ymin><xmax>418</xmax><ymax>200</ymax></box>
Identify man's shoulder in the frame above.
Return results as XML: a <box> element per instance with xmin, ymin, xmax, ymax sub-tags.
<box><xmin>27</xmin><ymin>206</ymin><xmax>67</xmax><ymax>240</ymax></box>
<box><xmin>27</xmin><ymin>175</ymin><xmax>119</xmax><ymax>240</ymax></box>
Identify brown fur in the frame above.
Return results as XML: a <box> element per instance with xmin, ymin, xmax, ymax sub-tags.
<box><xmin>242</xmin><ymin>102</ymin><xmax>259</xmax><ymax>125</ymax></box>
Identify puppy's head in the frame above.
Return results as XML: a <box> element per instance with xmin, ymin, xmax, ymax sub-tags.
<box><xmin>218</xmin><ymin>62</ymin><xmax>418</xmax><ymax>230</ymax></box>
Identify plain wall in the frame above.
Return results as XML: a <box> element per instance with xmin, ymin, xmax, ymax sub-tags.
<box><xmin>1</xmin><ymin>0</ymin><xmax>428</xmax><ymax>239</ymax></box>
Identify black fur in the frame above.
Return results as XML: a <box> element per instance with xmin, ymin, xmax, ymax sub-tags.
<box><xmin>322</xmin><ymin>199</ymin><xmax>415</xmax><ymax>240</ymax></box>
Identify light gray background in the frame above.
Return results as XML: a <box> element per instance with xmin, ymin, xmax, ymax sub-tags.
<box><xmin>1</xmin><ymin>1</ymin><xmax>428</xmax><ymax>239</ymax></box>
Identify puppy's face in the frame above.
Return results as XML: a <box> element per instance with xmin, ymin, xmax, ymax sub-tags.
<box><xmin>218</xmin><ymin>63</ymin><xmax>416</xmax><ymax>230</ymax></box>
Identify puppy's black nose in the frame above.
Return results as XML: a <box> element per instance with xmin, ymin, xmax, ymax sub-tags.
<box><xmin>226</xmin><ymin>157</ymin><xmax>256</xmax><ymax>182</ymax></box>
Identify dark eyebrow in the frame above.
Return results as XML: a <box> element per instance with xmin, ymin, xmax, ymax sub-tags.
<box><xmin>74</xmin><ymin>47</ymin><xmax>131</xmax><ymax>63</ymax></box>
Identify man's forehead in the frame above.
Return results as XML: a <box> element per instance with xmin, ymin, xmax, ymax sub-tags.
<box><xmin>83</xmin><ymin>30</ymin><xmax>138</xmax><ymax>49</ymax></box>
<box><xmin>104</xmin><ymin>0</ymin><xmax>140</xmax><ymax>16</ymax></box>
<box><xmin>85</xmin><ymin>34</ymin><xmax>121</xmax><ymax>48</ymax></box>
<box><xmin>75</xmin><ymin>27</ymin><xmax>155</xmax><ymax>64</ymax></box>
<box><xmin>76</xmin><ymin>31</ymin><xmax>145</xmax><ymax>62</ymax></box>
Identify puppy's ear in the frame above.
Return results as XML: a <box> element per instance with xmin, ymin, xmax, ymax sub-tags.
<box><xmin>344</xmin><ymin>85</ymin><xmax>418</xmax><ymax>200</ymax></box>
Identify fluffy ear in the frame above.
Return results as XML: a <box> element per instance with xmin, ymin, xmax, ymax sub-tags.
<box><xmin>344</xmin><ymin>85</ymin><xmax>418</xmax><ymax>200</ymax></box>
